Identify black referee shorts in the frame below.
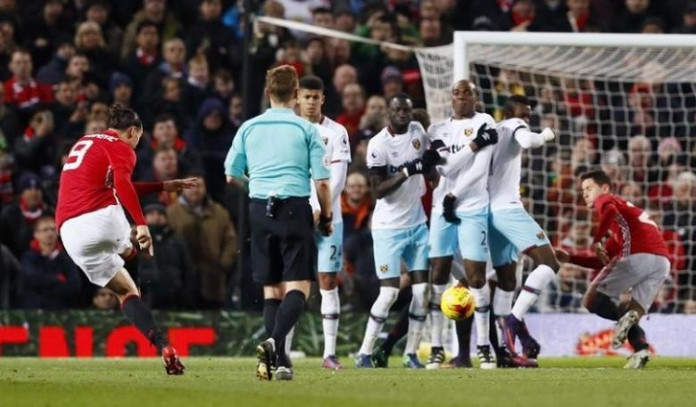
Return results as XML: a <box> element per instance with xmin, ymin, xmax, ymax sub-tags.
<box><xmin>249</xmin><ymin>197</ymin><xmax>316</xmax><ymax>285</ymax></box>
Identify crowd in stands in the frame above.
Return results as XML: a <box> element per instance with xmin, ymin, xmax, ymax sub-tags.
<box><xmin>0</xmin><ymin>0</ymin><xmax>695</xmax><ymax>313</ymax></box>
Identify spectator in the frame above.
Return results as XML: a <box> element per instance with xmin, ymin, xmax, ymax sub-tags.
<box><xmin>84</xmin><ymin>0</ymin><xmax>123</xmax><ymax>59</ymax></box>
<box><xmin>137</xmin><ymin>146</ymin><xmax>181</xmax><ymax>206</ymax></box>
<box><xmin>500</xmin><ymin>0</ymin><xmax>538</xmax><ymax>32</ymax></box>
<box><xmin>50</xmin><ymin>78</ymin><xmax>87</xmax><ymax>141</ymax></box>
<box><xmin>0</xmin><ymin>172</ymin><xmax>51</xmax><ymax>257</ymax></box>
<box><xmin>138</xmin><ymin>203</ymin><xmax>196</xmax><ymax>309</ymax></box>
<box><xmin>627</xmin><ymin>135</ymin><xmax>658</xmax><ymax>187</ymax></box>
<box><xmin>641</xmin><ymin>16</ymin><xmax>665</xmax><ymax>33</ymax></box>
<box><xmin>181</xmin><ymin>53</ymin><xmax>213</xmax><ymax>122</ymax></box>
<box><xmin>615</xmin><ymin>0</ymin><xmax>652</xmax><ymax>33</ymax></box>
<box><xmin>619</xmin><ymin>181</ymin><xmax>646</xmax><ymax>208</ymax></box>
<box><xmin>663</xmin><ymin>171</ymin><xmax>696</xmax><ymax>301</ymax></box>
<box><xmin>150</xmin><ymin>76</ymin><xmax>189</xmax><ymax>129</ymax></box>
<box><xmin>14</xmin><ymin>108</ymin><xmax>58</xmax><ymax>177</ymax></box>
<box><xmin>358</xmin><ymin>94</ymin><xmax>388</xmax><ymax>141</ymax></box>
<box><xmin>600</xmin><ymin>148</ymin><xmax>628</xmax><ymax>190</ymax></box>
<box><xmin>334</xmin><ymin>9</ymin><xmax>356</xmax><ymax>33</ymax></box>
<box><xmin>303</xmin><ymin>37</ymin><xmax>332</xmax><ymax>86</ymax></box>
<box><xmin>212</xmin><ymin>69</ymin><xmax>236</xmax><ymax>104</ymax></box>
<box><xmin>121</xmin><ymin>0</ymin><xmax>181</xmax><ymax>62</ymax></box>
<box><xmin>92</xmin><ymin>287</ymin><xmax>118</xmax><ymax>311</ymax></box>
<box><xmin>0</xmin><ymin>133</ymin><xmax>12</xmax><ymax>206</ymax></box>
<box><xmin>167</xmin><ymin>176</ymin><xmax>236</xmax><ymax>309</ymax></box>
<box><xmin>228</xmin><ymin>93</ymin><xmax>243</xmax><ymax>129</ymax></box>
<box><xmin>184</xmin><ymin>98</ymin><xmax>234</xmax><ymax>203</ymax></box>
<box><xmin>337</xmin><ymin>83</ymin><xmax>365</xmax><ymax>149</ymax></box>
<box><xmin>121</xmin><ymin>20</ymin><xmax>161</xmax><ymax>97</ymax></box>
<box><xmin>109</xmin><ymin>72</ymin><xmax>135</xmax><ymax>109</ymax></box>
<box><xmin>185</xmin><ymin>0</ymin><xmax>240</xmax><ymax>77</ymax></box>
<box><xmin>19</xmin><ymin>215</ymin><xmax>81</xmax><ymax>309</ymax></box>
<box><xmin>380</xmin><ymin>66</ymin><xmax>403</xmax><ymax>101</ymax></box>
<box><xmin>0</xmin><ymin>85</ymin><xmax>21</xmax><ymax>146</ymax></box>
<box><xmin>64</xmin><ymin>53</ymin><xmax>97</xmax><ymax>101</ymax></box>
<box><xmin>74</xmin><ymin>21</ymin><xmax>116</xmax><ymax>89</ymax></box>
<box><xmin>3</xmin><ymin>48</ymin><xmax>54</xmax><ymax>116</ymax></box>
<box><xmin>0</xmin><ymin>241</ymin><xmax>20</xmax><ymax>308</ymax></box>
<box><xmin>673</xmin><ymin>2</ymin><xmax>696</xmax><ymax>34</ymax></box>
<box><xmin>419</xmin><ymin>18</ymin><xmax>450</xmax><ymax>46</ymax></box>
<box><xmin>553</xmin><ymin>0</ymin><xmax>605</xmax><ymax>32</ymax></box>
<box><xmin>36</xmin><ymin>41</ymin><xmax>76</xmax><ymax>86</ymax></box>
<box><xmin>311</xmin><ymin>7</ymin><xmax>334</xmax><ymax>29</ymax></box>
<box><xmin>143</xmin><ymin>38</ymin><xmax>187</xmax><ymax>107</ymax></box>
<box><xmin>22</xmin><ymin>0</ymin><xmax>72</xmax><ymax>69</ymax></box>
<box><xmin>137</xmin><ymin>113</ymin><xmax>201</xmax><ymax>179</ymax></box>
<box><xmin>341</xmin><ymin>171</ymin><xmax>373</xmax><ymax>236</ymax></box>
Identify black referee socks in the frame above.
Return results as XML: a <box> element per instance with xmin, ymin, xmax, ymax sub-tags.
<box><xmin>263</xmin><ymin>298</ymin><xmax>282</xmax><ymax>337</ymax></box>
<box><xmin>271</xmin><ymin>290</ymin><xmax>306</xmax><ymax>345</ymax></box>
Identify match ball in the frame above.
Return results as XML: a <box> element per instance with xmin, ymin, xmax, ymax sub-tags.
<box><xmin>440</xmin><ymin>285</ymin><xmax>475</xmax><ymax>320</ymax></box>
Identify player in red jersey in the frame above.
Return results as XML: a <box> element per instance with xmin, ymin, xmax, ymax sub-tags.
<box><xmin>555</xmin><ymin>170</ymin><xmax>670</xmax><ymax>368</ymax></box>
<box><xmin>57</xmin><ymin>104</ymin><xmax>196</xmax><ymax>374</ymax></box>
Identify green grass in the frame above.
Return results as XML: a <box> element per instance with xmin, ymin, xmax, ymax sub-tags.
<box><xmin>0</xmin><ymin>357</ymin><xmax>694</xmax><ymax>407</ymax></box>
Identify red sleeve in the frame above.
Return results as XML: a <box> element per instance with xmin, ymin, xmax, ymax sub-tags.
<box><xmin>133</xmin><ymin>182</ymin><xmax>164</xmax><ymax>195</ymax></box>
<box><xmin>592</xmin><ymin>196</ymin><xmax>618</xmax><ymax>243</ymax></box>
<box><xmin>109</xmin><ymin>143</ymin><xmax>146</xmax><ymax>225</ymax></box>
<box><xmin>568</xmin><ymin>253</ymin><xmax>605</xmax><ymax>269</ymax></box>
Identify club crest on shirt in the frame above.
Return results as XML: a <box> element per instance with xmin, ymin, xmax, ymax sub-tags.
<box><xmin>536</xmin><ymin>231</ymin><xmax>546</xmax><ymax>240</ymax></box>
<box><xmin>412</xmin><ymin>139</ymin><xmax>421</xmax><ymax>150</ymax></box>
<box><xmin>464</xmin><ymin>128</ymin><xmax>473</xmax><ymax>136</ymax></box>
<box><xmin>379</xmin><ymin>264</ymin><xmax>389</xmax><ymax>273</ymax></box>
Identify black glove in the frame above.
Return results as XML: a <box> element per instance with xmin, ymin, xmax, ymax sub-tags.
<box><xmin>422</xmin><ymin>149</ymin><xmax>442</xmax><ymax>170</ymax></box>
<box><xmin>472</xmin><ymin>123</ymin><xmax>498</xmax><ymax>150</ymax></box>
<box><xmin>442</xmin><ymin>194</ymin><xmax>460</xmax><ymax>224</ymax></box>
<box><xmin>401</xmin><ymin>159</ymin><xmax>425</xmax><ymax>177</ymax></box>
<box><xmin>318</xmin><ymin>213</ymin><xmax>333</xmax><ymax>237</ymax></box>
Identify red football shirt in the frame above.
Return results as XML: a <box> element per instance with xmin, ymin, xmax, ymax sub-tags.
<box><xmin>592</xmin><ymin>194</ymin><xmax>669</xmax><ymax>258</ymax></box>
<box><xmin>56</xmin><ymin>130</ymin><xmax>147</xmax><ymax>230</ymax></box>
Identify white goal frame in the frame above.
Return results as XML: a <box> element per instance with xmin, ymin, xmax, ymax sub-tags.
<box><xmin>453</xmin><ymin>31</ymin><xmax>696</xmax><ymax>81</ymax></box>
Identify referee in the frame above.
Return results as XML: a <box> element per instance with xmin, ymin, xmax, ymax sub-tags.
<box><xmin>224</xmin><ymin>65</ymin><xmax>333</xmax><ymax>381</ymax></box>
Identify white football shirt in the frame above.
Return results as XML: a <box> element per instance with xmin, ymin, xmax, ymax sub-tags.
<box><xmin>309</xmin><ymin>122</ymin><xmax>351</xmax><ymax>224</ymax></box>
<box><xmin>367</xmin><ymin>122</ymin><xmax>428</xmax><ymax>230</ymax></box>
<box><xmin>440</xmin><ymin>112</ymin><xmax>496</xmax><ymax>212</ymax></box>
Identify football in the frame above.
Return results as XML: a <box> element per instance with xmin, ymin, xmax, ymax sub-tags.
<box><xmin>440</xmin><ymin>285</ymin><xmax>475</xmax><ymax>320</ymax></box>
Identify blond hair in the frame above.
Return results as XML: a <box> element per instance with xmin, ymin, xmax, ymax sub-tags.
<box><xmin>74</xmin><ymin>21</ymin><xmax>105</xmax><ymax>49</ymax></box>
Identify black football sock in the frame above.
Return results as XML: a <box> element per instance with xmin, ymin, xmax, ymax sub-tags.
<box><xmin>456</xmin><ymin>314</ymin><xmax>473</xmax><ymax>360</ymax></box>
<box><xmin>627</xmin><ymin>325</ymin><xmax>649</xmax><ymax>352</ymax></box>
<box><xmin>271</xmin><ymin>291</ymin><xmax>306</xmax><ymax>346</ymax></box>
<box><xmin>588</xmin><ymin>293</ymin><xmax>621</xmax><ymax>321</ymax></box>
<box><xmin>263</xmin><ymin>299</ymin><xmax>282</xmax><ymax>338</ymax></box>
<box><xmin>382</xmin><ymin>307</ymin><xmax>409</xmax><ymax>356</ymax></box>
<box><xmin>489</xmin><ymin>310</ymin><xmax>502</xmax><ymax>357</ymax></box>
<box><xmin>122</xmin><ymin>295</ymin><xmax>168</xmax><ymax>351</ymax></box>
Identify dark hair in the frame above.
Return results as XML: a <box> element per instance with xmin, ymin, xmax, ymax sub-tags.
<box><xmin>580</xmin><ymin>169</ymin><xmax>612</xmax><ymax>187</ymax></box>
<box><xmin>412</xmin><ymin>108</ymin><xmax>430</xmax><ymax>129</ymax></box>
<box><xmin>107</xmin><ymin>104</ymin><xmax>142</xmax><ymax>130</ymax></box>
<box><xmin>387</xmin><ymin>92</ymin><xmax>412</xmax><ymax>105</ymax></box>
<box><xmin>33</xmin><ymin>214</ymin><xmax>56</xmax><ymax>232</ymax></box>
<box><xmin>504</xmin><ymin>94</ymin><xmax>530</xmax><ymax>116</ymax></box>
<box><xmin>153</xmin><ymin>113</ymin><xmax>176</xmax><ymax>125</ymax></box>
<box><xmin>312</xmin><ymin>7</ymin><xmax>332</xmax><ymax>16</ymax></box>
<box><xmin>299</xmin><ymin>75</ymin><xmax>324</xmax><ymax>91</ymax></box>
<box><xmin>266</xmin><ymin>65</ymin><xmax>298</xmax><ymax>103</ymax></box>
<box><xmin>136</xmin><ymin>20</ymin><xmax>158</xmax><ymax>35</ymax></box>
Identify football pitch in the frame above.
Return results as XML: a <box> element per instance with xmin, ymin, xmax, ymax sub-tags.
<box><xmin>1</xmin><ymin>357</ymin><xmax>694</xmax><ymax>407</ymax></box>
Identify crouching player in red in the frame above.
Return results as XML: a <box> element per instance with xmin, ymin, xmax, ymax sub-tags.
<box><xmin>56</xmin><ymin>104</ymin><xmax>195</xmax><ymax>374</ymax></box>
<box><xmin>556</xmin><ymin>170</ymin><xmax>670</xmax><ymax>369</ymax></box>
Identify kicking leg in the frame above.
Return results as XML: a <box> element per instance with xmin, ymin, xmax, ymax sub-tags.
<box><xmin>108</xmin><ymin>268</ymin><xmax>184</xmax><ymax>375</ymax></box>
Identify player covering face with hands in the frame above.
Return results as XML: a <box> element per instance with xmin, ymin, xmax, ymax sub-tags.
<box><xmin>56</xmin><ymin>104</ymin><xmax>198</xmax><ymax>375</ymax></box>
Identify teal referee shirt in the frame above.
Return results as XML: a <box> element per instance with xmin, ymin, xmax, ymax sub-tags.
<box><xmin>224</xmin><ymin>107</ymin><xmax>330</xmax><ymax>199</ymax></box>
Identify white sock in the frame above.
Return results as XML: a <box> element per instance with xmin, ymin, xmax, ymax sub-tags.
<box><xmin>429</xmin><ymin>284</ymin><xmax>447</xmax><ymax>348</ymax></box>
<box><xmin>285</xmin><ymin>326</ymin><xmax>294</xmax><ymax>356</ymax></box>
<box><xmin>511</xmin><ymin>265</ymin><xmax>555</xmax><ymax>320</ymax></box>
<box><xmin>492</xmin><ymin>288</ymin><xmax>514</xmax><ymax>347</ymax></box>
<box><xmin>359</xmin><ymin>286</ymin><xmax>399</xmax><ymax>355</ymax></box>
<box><xmin>320</xmin><ymin>288</ymin><xmax>340</xmax><ymax>358</ymax></box>
<box><xmin>470</xmin><ymin>285</ymin><xmax>491</xmax><ymax>347</ymax></box>
<box><xmin>404</xmin><ymin>282</ymin><xmax>429</xmax><ymax>355</ymax></box>
<box><xmin>493</xmin><ymin>288</ymin><xmax>514</xmax><ymax>317</ymax></box>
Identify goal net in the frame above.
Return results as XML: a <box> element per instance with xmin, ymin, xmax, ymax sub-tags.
<box><xmin>415</xmin><ymin>32</ymin><xmax>696</xmax><ymax>313</ymax></box>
